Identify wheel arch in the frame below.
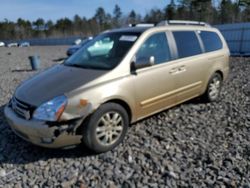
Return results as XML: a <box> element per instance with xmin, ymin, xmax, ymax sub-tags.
<box><xmin>214</xmin><ymin>70</ymin><xmax>224</xmax><ymax>80</ymax></box>
<box><xmin>76</xmin><ymin>98</ymin><xmax>133</xmax><ymax>137</ymax></box>
<box><xmin>201</xmin><ymin>69</ymin><xmax>224</xmax><ymax>96</ymax></box>
<box><xmin>103</xmin><ymin>99</ymin><xmax>132</xmax><ymax>123</ymax></box>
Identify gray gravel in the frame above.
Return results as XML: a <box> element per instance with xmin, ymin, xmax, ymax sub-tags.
<box><xmin>0</xmin><ymin>47</ymin><xmax>250</xmax><ymax>187</ymax></box>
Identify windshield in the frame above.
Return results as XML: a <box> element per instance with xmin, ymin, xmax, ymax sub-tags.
<box><xmin>64</xmin><ymin>32</ymin><xmax>140</xmax><ymax>70</ymax></box>
<box><xmin>80</xmin><ymin>38</ymin><xmax>92</xmax><ymax>46</ymax></box>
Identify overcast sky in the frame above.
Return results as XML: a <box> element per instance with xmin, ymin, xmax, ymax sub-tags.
<box><xmin>0</xmin><ymin>0</ymin><xmax>170</xmax><ymax>22</ymax></box>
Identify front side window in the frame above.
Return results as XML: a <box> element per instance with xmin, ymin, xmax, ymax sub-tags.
<box><xmin>173</xmin><ymin>31</ymin><xmax>202</xmax><ymax>58</ymax></box>
<box><xmin>135</xmin><ymin>32</ymin><xmax>171</xmax><ymax>66</ymax></box>
<box><xmin>65</xmin><ymin>32</ymin><xmax>140</xmax><ymax>70</ymax></box>
<box><xmin>199</xmin><ymin>31</ymin><xmax>223</xmax><ymax>52</ymax></box>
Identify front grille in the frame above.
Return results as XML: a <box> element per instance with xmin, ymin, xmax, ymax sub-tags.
<box><xmin>11</xmin><ymin>97</ymin><xmax>34</xmax><ymax>120</ymax></box>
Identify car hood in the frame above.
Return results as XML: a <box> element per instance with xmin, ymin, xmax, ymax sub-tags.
<box><xmin>15</xmin><ymin>64</ymin><xmax>107</xmax><ymax>106</ymax></box>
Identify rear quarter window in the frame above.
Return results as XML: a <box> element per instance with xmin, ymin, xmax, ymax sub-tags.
<box><xmin>199</xmin><ymin>31</ymin><xmax>223</xmax><ymax>52</ymax></box>
<box><xmin>173</xmin><ymin>31</ymin><xmax>202</xmax><ymax>58</ymax></box>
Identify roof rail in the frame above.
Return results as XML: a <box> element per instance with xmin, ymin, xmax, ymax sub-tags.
<box><xmin>129</xmin><ymin>23</ymin><xmax>155</xmax><ymax>27</ymax></box>
<box><xmin>157</xmin><ymin>20</ymin><xmax>211</xmax><ymax>27</ymax></box>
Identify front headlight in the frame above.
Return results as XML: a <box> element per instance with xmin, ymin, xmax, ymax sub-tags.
<box><xmin>33</xmin><ymin>95</ymin><xmax>67</xmax><ymax>121</ymax></box>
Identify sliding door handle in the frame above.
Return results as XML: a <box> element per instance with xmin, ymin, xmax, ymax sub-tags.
<box><xmin>169</xmin><ymin>68</ymin><xmax>178</xmax><ymax>74</ymax></box>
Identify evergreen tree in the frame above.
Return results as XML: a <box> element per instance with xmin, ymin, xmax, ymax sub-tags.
<box><xmin>113</xmin><ymin>4</ymin><xmax>122</xmax><ymax>27</ymax></box>
<box><xmin>165</xmin><ymin>0</ymin><xmax>176</xmax><ymax>20</ymax></box>
<box><xmin>220</xmin><ymin>0</ymin><xmax>234</xmax><ymax>23</ymax></box>
<box><xmin>144</xmin><ymin>9</ymin><xmax>164</xmax><ymax>23</ymax></box>
<box><xmin>128</xmin><ymin>10</ymin><xmax>136</xmax><ymax>24</ymax></box>
<box><xmin>94</xmin><ymin>7</ymin><xmax>107</xmax><ymax>31</ymax></box>
<box><xmin>0</xmin><ymin>2</ymin><xmax>249</xmax><ymax>40</ymax></box>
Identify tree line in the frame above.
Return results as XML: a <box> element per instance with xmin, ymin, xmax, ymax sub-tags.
<box><xmin>1</xmin><ymin>0</ymin><xmax>250</xmax><ymax>40</ymax></box>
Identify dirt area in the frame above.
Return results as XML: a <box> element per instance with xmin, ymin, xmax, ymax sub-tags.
<box><xmin>0</xmin><ymin>47</ymin><xmax>250</xmax><ymax>187</ymax></box>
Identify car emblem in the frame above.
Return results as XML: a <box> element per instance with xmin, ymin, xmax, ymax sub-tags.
<box><xmin>24</xmin><ymin>111</ymin><xmax>30</xmax><ymax>120</ymax></box>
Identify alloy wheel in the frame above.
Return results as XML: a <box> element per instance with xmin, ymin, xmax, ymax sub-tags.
<box><xmin>95</xmin><ymin>111</ymin><xmax>123</xmax><ymax>146</ymax></box>
<box><xmin>208</xmin><ymin>76</ymin><xmax>221</xmax><ymax>100</ymax></box>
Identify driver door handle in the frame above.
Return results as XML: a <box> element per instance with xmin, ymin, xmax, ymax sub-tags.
<box><xmin>170</xmin><ymin>65</ymin><xmax>186</xmax><ymax>74</ymax></box>
<box><xmin>169</xmin><ymin>67</ymin><xmax>178</xmax><ymax>74</ymax></box>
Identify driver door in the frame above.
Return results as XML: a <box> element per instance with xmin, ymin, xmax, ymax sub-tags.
<box><xmin>132</xmin><ymin>32</ymin><xmax>179</xmax><ymax>120</ymax></box>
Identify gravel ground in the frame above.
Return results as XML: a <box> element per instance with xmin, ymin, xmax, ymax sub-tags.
<box><xmin>0</xmin><ymin>47</ymin><xmax>250</xmax><ymax>187</ymax></box>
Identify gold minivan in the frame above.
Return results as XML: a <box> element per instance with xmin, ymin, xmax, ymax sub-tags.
<box><xmin>4</xmin><ymin>21</ymin><xmax>230</xmax><ymax>153</ymax></box>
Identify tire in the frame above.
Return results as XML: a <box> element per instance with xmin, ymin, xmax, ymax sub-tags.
<box><xmin>82</xmin><ymin>103</ymin><xmax>129</xmax><ymax>153</ymax></box>
<box><xmin>203</xmin><ymin>72</ymin><xmax>223</xmax><ymax>102</ymax></box>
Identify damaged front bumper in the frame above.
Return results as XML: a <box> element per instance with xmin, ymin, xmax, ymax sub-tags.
<box><xmin>4</xmin><ymin>106</ymin><xmax>83</xmax><ymax>149</ymax></box>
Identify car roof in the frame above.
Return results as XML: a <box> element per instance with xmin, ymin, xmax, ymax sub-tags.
<box><xmin>105</xmin><ymin>20</ymin><xmax>218</xmax><ymax>35</ymax></box>
<box><xmin>108</xmin><ymin>25</ymin><xmax>217</xmax><ymax>35</ymax></box>
<box><xmin>109</xmin><ymin>27</ymin><xmax>152</xmax><ymax>34</ymax></box>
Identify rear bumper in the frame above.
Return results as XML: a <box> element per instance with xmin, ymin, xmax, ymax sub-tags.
<box><xmin>4</xmin><ymin>106</ymin><xmax>82</xmax><ymax>148</ymax></box>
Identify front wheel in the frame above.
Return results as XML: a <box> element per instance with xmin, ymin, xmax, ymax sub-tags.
<box><xmin>82</xmin><ymin>103</ymin><xmax>129</xmax><ymax>153</ymax></box>
<box><xmin>203</xmin><ymin>73</ymin><xmax>223</xmax><ymax>102</ymax></box>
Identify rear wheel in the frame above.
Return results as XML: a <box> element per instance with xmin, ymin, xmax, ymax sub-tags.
<box><xmin>82</xmin><ymin>103</ymin><xmax>129</xmax><ymax>153</ymax></box>
<box><xmin>203</xmin><ymin>73</ymin><xmax>223</xmax><ymax>102</ymax></box>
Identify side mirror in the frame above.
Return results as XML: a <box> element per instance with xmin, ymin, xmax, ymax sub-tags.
<box><xmin>149</xmin><ymin>56</ymin><xmax>155</xmax><ymax>66</ymax></box>
<box><xmin>131</xmin><ymin>56</ymin><xmax>155</xmax><ymax>70</ymax></box>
